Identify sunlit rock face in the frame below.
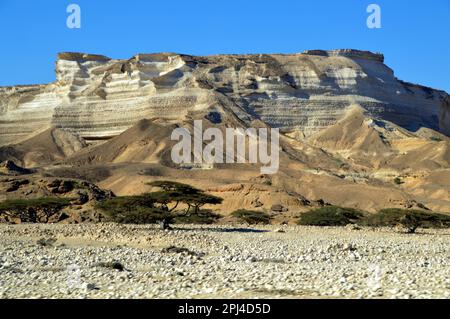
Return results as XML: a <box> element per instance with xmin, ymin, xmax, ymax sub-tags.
<box><xmin>0</xmin><ymin>49</ymin><xmax>448</xmax><ymax>145</ymax></box>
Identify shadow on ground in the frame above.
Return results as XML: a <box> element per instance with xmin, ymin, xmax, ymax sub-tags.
<box><xmin>174</xmin><ymin>226</ymin><xmax>270</xmax><ymax>233</ymax></box>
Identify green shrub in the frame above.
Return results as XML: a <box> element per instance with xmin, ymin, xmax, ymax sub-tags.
<box><xmin>0</xmin><ymin>197</ymin><xmax>72</xmax><ymax>211</ymax></box>
<box><xmin>96</xmin><ymin>196</ymin><xmax>222</xmax><ymax>225</ymax></box>
<box><xmin>173</xmin><ymin>209</ymin><xmax>221</xmax><ymax>224</ymax></box>
<box><xmin>362</xmin><ymin>208</ymin><xmax>450</xmax><ymax>233</ymax></box>
<box><xmin>361</xmin><ymin>208</ymin><xmax>404</xmax><ymax>226</ymax></box>
<box><xmin>430</xmin><ymin>136</ymin><xmax>443</xmax><ymax>142</ymax></box>
<box><xmin>231</xmin><ymin>209</ymin><xmax>271</xmax><ymax>224</ymax></box>
<box><xmin>394</xmin><ymin>177</ymin><xmax>404</xmax><ymax>185</ymax></box>
<box><xmin>95</xmin><ymin>196</ymin><xmax>166</xmax><ymax>224</ymax></box>
<box><xmin>297</xmin><ymin>206</ymin><xmax>364</xmax><ymax>226</ymax></box>
<box><xmin>0</xmin><ymin>197</ymin><xmax>72</xmax><ymax>223</ymax></box>
<box><xmin>105</xmin><ymin>207</ymin><xmax>168</xmax><ymax>224</ymax></box>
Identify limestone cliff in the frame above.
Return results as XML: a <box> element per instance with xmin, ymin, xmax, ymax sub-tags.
<box><xmin>0</xmin><ymin>49</ymin><xmax>448</xmax><ymax>145</ymax></box>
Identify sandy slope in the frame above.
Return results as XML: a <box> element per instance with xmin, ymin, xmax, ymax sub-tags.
<box><xmin>0</xmin><ymin>127</ymin><xmax>86</xmax><ymax>167</ymax></box>
<box><xmin>1</xmin><ymin>105</ymin><xmax>450</xmax><ymax>214</ymax></box>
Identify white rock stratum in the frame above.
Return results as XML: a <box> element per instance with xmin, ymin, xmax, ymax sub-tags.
<box><xmin>0</xmin><ymin>49</ymin><xmax>449</xmax><ymax>146</ymax></box>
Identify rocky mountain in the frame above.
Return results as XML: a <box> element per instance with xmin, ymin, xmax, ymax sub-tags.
<box><xmin>1</xmin><ymin>49</ymin><xmax>450</xmax><ymax>216</ymax></box>
<box><xmin>0</xmin><ymin>49</ymin><xmax>448</xmax><ymax>146</ymax></box>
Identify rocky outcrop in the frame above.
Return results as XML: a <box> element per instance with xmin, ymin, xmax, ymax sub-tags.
<box><xmin>0</xmin><ymin>176</ymin><xmax>115</xmax><ymax>224</ymax></box>
<box><xmin>0</xmin><ymin>49</ymin><xmax>448</xmax><ymax>145</ymax></box>
<box><xmin>0</xmin><ymin>160</ymin><xmax>34</xmax><ymax>176</ymax></box>
<box><xmin>302</xmin><ymin>49</ymin><xmax>385</xmax><ymax>62</ymax></box>
<box><xmin>440</xmin><ymin>94</ymin><xmax>450</xmax><ymax>136</ymax></box>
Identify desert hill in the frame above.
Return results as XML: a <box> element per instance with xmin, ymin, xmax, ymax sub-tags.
<box><xmin>0</xmin><ymin>127</ymin><xmax>86</xmax><ymax>167</ymax></box>
<box><xmin>309</xmin><ymin>105</ymin><xmax>391</xmax><ymax>155</ymax></box>
<box><xmin>64</xmin><ymin>119</ymin><xmax>178</xmax><ymax>166</ymax></box>
<box><xmin>0</xmin><ymin>50</ymin><xmax>449</xmax><ymax>219</ymax></box>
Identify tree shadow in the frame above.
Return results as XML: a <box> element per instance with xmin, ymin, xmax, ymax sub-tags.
<box><xmin>174</xmin><ymin>226</ymin><xmax>270</xmax><ymax>233</ymax></box>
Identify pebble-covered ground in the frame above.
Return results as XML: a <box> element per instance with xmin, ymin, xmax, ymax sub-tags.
<box><xmin>0</xmin><ymin>223</ymin><xmax>448</xmax><ymax>299</ymax></box>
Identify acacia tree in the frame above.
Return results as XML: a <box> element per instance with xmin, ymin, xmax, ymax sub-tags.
<box><xmin>399</xmin><ymin>213</ymin><xmax>421</xmax><ymax>234</ymax></box>
<box><xmin>148</xmin><ymin>181</ymin><xmax>199</xmax><ymax>194</ymax></box>
<box><xmin>95</xmin><ymin>195</ymin><xmax>166</xmax><ymax>224</ymax></box>
<box><xmin>182</xmin><ymin>193</ymin><xmax>223</xmax><ymax>215</ymax></box>
<box><xmin>147</xmin><ymin>181</ymin><xmax>223</xmax><ymax>229</ymax></box>
<box><xmin>146</xmin><ymin>191</ymin><xmax>182</xmax><ymax>212</ymax></box>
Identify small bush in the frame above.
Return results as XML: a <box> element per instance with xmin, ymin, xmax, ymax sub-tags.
<box><xmin>362</xmin><ymin>208</ymin><xmax>450</xmax><ymax>233</ymax></box>
<box><xmin>394</xmin><ymin>177</ymin><xmax>404</xmax><ymax>185</ymax></box>
<box><xmin>161</xmin><ymin>246</ymin><xmax>205</xmax><ymax>257</ymax></box>
<box><xmin>430</xmin><ymin>136</ymin><xmax>443</xmax><ymax>142</ymax></box>
<box><xmin>297</xmin><ymin>206</ymin><xmax>364</xmax><ymax>226</ymax></box>
<box><xmin>231</xmin><ymin>209</ymin><xmax>271</xmax><ymax>224</ymax></box>
<box><xmin>36</xmin><ymin>237</ymin><xmax>57</xmax><ymax>247</ymax></box>
<box><xmin>95</xmin><ymin>261</ymin><xmax>124</xmax><ymax>271</ymax></box>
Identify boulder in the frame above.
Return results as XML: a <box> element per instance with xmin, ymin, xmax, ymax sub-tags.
<box><xmin>271</xmin><ymin>204</ymin><xmax>288</xmax><ymax>212</ymax></box>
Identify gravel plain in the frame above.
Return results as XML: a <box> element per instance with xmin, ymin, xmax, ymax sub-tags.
<box><xmin>0</xmin><ymin>223</ymin><xmax>449</xmax><ymax>299</ymax></box>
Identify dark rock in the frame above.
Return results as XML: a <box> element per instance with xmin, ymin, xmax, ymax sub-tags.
<box><xmin>315</xmin><ymin>199</ymin><xmax>331</xmax><ymax>207</ymax></box>
<box><xmin>47</xmin><ymin>180</ymin><xmax>62</xmax><ymax>188</ymax></box>
<box><xmin>59</xmin><ymin>180</ymin><xmax>74</xmax><ymax>193</ymax></box>
<box><xmin>6</xmin><ymin>179</ymin><xmax>29</xmax><ymax>192</ymax></box>
<box><xmin>74</xmin><ymin>191</ymin><xmax>89</xmax><ymax>205</ymax></box>
<box><xmin>49</xmin><ymin>180</ymin><xmax>74</xmax><ymax>194</ymax></box>
<box><xmin>161</xmin><ymin>246</ymin><xmax>205</xmax><ymax>257</ymax></box>
<box><xmin>205</xmin><ymin>111</ymin><xmax>222</xmax><ymax>124</ymax></box>
<box><xmin>36</xmin><ymin>237</ymin><xmax>57</xmax><ymax>247</ymax></box>
<box><xmin>96</xmin><ymin>261</ymin><xmax>124</xmax><ymax>272</ymax></box>
<box><xmin>271</xmin><ymin>204</ymin><xmax>286</xmax><ymax>212</ymax></box>
<box><xmin>86</xmin><ymin>283</ymin><xmax>99</xmax><ymax>291</ymax></box>
<box><xmin>58</xmin><ymin>212</ymin><xmax>70</xmax><ymax>222</ymax></box>
<box><xmin>0</xmin><ymin>161</ymin><xmax>34</xmax><ymax>175</ymax></box>
<box><xmin>416</xmin><ymin>202</ymin><xmax>430</xmax><ymax>210</ymax></box>
<box><xmin>251</xmin><ymin>198</ymin><xmax>263</xmax><ymax>208</ymax></box>
<box><xmin>298</xmin><ymin>195</ymin><xmax>311</xmax><ymax>206</ymax></box>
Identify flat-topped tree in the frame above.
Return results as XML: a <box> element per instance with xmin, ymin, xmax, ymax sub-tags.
<box><xmin>145</xmin><ymin>191</ymin><xmax>184</xmax><ymax>213</ymax></box>
<box><xmin>147</xmin><ymin>181</ymin><xmax>199</xmax><ymax>194</ymax></box>
<box><xmin>95</xmin><ymin>195</ymin><xmax>166</xmax><ymax>224</ymax></box>
<box><xmin>147</xmin><ymin>181</ymin><xmax>200</xmax><ymax>215</ymax></box>
<box><xmin>181</xmin><ymin>193</ymin><xmax>223</xmax><ymax>215</ymax></box>
<box><xmin>147</xmin><ymin>181</ymin><xmax>223</xmax><ymax>229</ymax></box>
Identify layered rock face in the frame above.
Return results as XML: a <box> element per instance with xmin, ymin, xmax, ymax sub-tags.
<box><xmin>0</xmin><ymin>49</ymin><xmax>449</xmax><ymax>145</ymax></box>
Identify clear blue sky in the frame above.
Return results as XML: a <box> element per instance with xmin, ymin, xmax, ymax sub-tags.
<box><xmin>0</xmin><ymin>0</ymin><xmax>449</xmax><ymax>92</ymax></box>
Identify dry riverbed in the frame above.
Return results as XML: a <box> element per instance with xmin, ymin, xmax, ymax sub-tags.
<box><xmin>0</xmin><ymin>223</ymin><xmax>449</xmax><ymax>299</ymax></box>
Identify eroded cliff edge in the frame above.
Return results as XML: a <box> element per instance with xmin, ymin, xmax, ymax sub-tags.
<box><xmin>0</xmin><ymin>49</ymin><xmax>449</xmax><ymax>145</ymax></box>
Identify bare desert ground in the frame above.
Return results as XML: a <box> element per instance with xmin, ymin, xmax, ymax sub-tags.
<box><xmin>0</xmin><ymin>223</ymin><xmax>448</xmax><ymax>299</ymax></box>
